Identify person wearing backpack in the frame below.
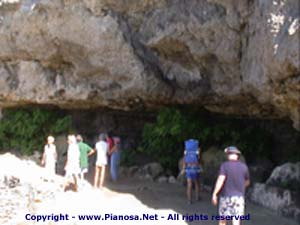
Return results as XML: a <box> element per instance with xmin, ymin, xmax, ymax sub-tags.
<box><xmin>182</xmin><ymin>139</ymin><xmax>202</xmax><ymax>204</ymax></box>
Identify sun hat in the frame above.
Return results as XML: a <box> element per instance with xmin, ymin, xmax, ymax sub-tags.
<box><xmin>224</xmin><ymin>146</ymin><xmax>241</xmax><ymax>155</ymax></box>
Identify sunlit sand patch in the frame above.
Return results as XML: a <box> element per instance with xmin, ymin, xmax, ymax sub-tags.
<box><xmin>0</xmin><ymin>153</ymin><xmax>187</xmax><ymax>225</ymax></box>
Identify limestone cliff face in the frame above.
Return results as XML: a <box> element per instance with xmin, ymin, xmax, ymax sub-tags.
<box><xmin>0</xmin><ymin>0</ymin><xmax>299</xmax><ymax>128</ymax></box>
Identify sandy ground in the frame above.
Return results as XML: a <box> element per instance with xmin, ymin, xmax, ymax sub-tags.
<box><xmin>16</xmin><ymin>176</ymin><xmax>298</xmax><ymax>225</ymax></box>
<box><xmin>0</xmin><ymin>153</ymin><xmax>298</xmax><ymax>225</ymax></box>
<box><xmin>104</xmin><ymin>177</ymin><xmax>298</xmax><ymax>225</ymax></box>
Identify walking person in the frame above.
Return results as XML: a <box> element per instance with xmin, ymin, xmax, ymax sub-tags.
<box><xmin>212</xmin><ymin>146</ymin><xmax>250</xmax><ymax>225</ymax></box>
<box><xmin>41</xmin><ymin>135</ymin><xmax>57</xmax><ymax>180</ymax></box>
<box><xmin>76</xmin><ymin>134</ymin><xmax>94</xmax><ymax>181</ymax></box>
<box><xmin>182</xmin><ymin>139</ymin><xmax>202</xmax><ymax>204</ymax></box>
<box><xmin>109</xmin><ymin>136</ymin><xmax>121</xmax><ymax>182</ymax></box>
<box><xmin>64</xmin><ymin>135</ymin><xmax>80</xmax><ymax>192</ymax></box>
<box><xmin>93</xmin><ymin>133</ymin><xmax>108</xmax><ymax>188</ymax></box>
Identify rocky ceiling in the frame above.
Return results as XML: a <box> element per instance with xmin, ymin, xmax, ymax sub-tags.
<box><xmin>0</xmin><ymin>0</ymin><xmax>299</xmax><ymax>129</ymax></box>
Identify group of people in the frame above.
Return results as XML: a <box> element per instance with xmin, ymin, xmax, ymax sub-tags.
<box><xmin>182</xmin><ymin>141</ymin><xmax>250</xmax><ymax>225</ymax></box>
<box><xmin>41</xmin><ymin>133</ymin><xmax>121</xmax><ymax>191</ymax></box>
<box><xmin>41</xmin><ymin>134</ymin><xmax>249</xmax><ymax>225</ymax></box>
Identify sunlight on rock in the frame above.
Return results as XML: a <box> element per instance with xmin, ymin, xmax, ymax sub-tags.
<box><xmin>0</xmin><ymin>153</ymin><xmax>187</xmax><ymax>225</ymax></box>
<box><xmin>0</xmin><ymin>0</ymin><xmax>20</xmax><ymax>6</ymax></box>
<box><xmin>288</xmin><ymin>19</ymin><xmax>299</xmax><ymax>35</ymax></box>
<box><xmin>273</xmin><ymin>44</ymin><xmax>279</xmax><ymax>54</ymax></box>
<box><xmin>269</xmin><ymin>13</ymin><xmax>285</xmax><ymax>35</ymax></box>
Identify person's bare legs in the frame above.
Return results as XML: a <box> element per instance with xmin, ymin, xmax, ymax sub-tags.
<box><xmin>232</xmin><ymin>219</ymin><xmax>240</xmax><ymax>225</ymax></box>
<box><xmin>219</xmin><ymin>220</ymin><xmax>226</xmax><ymax>225</ymax></box>
<box><xmin>73</xmin><ymin>174</ymin><xmax>78</xmax><ymax>192</ymax></box>
<box><xmin>94</xmin><ymin>166</ymin><xmax>100</xmax><ymax>188</ymax></box>
<box><xmin>195</xmin><ymin>177</ymin><xmax>200</xmax><ymax>200</ymax></box>
<box><xmin>187</xmin><ymin>178</ymin><xmax>192</xmax><ymax>203</ymax></box>
<box><xmin>99</xmin><ymin>165</ymin><xmax>106</xmax><ymax>188</ymax></box>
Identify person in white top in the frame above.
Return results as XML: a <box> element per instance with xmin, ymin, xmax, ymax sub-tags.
<box><xmin>90</xmin><ymin>133</ymin><xmax>108</xmax><ymax>188</ymax></box>
<box><xmin>64</xmin><ymin>134</ymin><xmax>80</xmax><ymax>191</ymax></box>
<box><xmin>41</xmin><ymin>136</ymin><xmax>57</xmax><ymax>179</ymax></box>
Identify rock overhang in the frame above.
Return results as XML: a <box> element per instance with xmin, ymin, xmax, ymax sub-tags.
<box><xmin>0</xmin><ymin>0</ymin><xmax>299</xmax><ymax>129</ymax></box>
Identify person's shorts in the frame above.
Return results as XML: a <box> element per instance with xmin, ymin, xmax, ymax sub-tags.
<box><xmin>185</xmin><ymin>165</ymin><xmax>201</xmax><ymax>180</ymax></box>
<box><xmin>65</xmin><ymin>171</ymin><xmax>78</xmax><ymax>178</ymax></box>
<box><xmin>96</xmin><ymin>157</ymin><xmax>107</xmax><ymax>167</ymax></box>
<box><xmin>219</xmin><ymin>196</ymin><xmax>245</xmax><ymax>216</ymax></box>
<box><xmin>65</xmin><ymin>165</ymin><xmax>80</xmax><ymax>178</ymax></box>
<box><xmin>81</xmin><ymin>168</ymin><xmax>88</xmax><ymax>173</ymax></box>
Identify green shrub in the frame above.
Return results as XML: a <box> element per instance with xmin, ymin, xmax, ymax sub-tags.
<box><xmin>0</xmin><ymin>107</ymin><xmax>73</xmax><ymax>155</ymax></box>
<box><xmin>138</xmin><ymin>107</ymin><xmax>274</xmax><ymax>173</ymax></box>
<box><xmin>120</xmin><ymin>149</ymin><xmax>138</xmax><ymax>167</ymax></box>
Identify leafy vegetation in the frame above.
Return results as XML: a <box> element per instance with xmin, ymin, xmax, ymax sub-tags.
<box><xmin>137</xmin><ymin>107</ymin><xmax>274</xmax><ymax>173</ymax></box>
<box><xmin>0</xmin><ymin>107</ymin><xmax>73</xmax><ymax>155</ymax></box>
<box><xmin>120</xmin><ymin>149</ymin><xmax>138</xmax><ymax>167</ymax></box>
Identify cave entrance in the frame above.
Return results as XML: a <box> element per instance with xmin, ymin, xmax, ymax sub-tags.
<box><xmin>0</xmin><ymin>105</ymin><xmax>299</xmax><ymax>182</ymax></box>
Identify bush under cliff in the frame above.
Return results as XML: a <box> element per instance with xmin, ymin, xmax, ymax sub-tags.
<box><xmin>0</xmin><ymin>107</ymin><xmax>73</xmax><ymax>155</ymax></box>
<box><xmin>138</xmin><ymin>107</ymin><xmax>275</xmax><ymax>173</ymax></box>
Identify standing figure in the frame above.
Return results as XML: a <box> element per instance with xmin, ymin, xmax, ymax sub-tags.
<box><xmin>109</xmin><ymin>137</ymin><xmax>121</xmax><ymax>182</ymax></box>
<box><xmin>106</xmin><ymin>133</ymin><xmax>114</xmax><ymax>154</ymax></box>
<box><xmin>41</xmin><ymin>136</ymin><xmax>57</xmax><ymax>179</ymax></box>
<box><xmin>183</xmin><ymin>139</ymin><xmax>201</xmax><ymax>204</ymax></box>
<box><xmin>76</xmin><ymin>134</ymin><xmax>93</xmax><ymax>181</ymax></box>
<box><xmin>93</xmin><ymin>133</ymin><xmax>108</xmax><ymax>188</ymax></box>
<box><xmin>64</xmin><ymin>135</ymin><xmax>80</xmax><ymax>191</ymax></box>
<box><xmin>212</xmin><ymin>146</ymin><xmax>250</xmax><ymax>225</ymax></box>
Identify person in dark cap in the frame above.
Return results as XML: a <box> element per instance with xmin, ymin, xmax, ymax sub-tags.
<box><xmin>212</xmin><ymin>146</ymin><xmax>250</xmax><ymax>225</ymax></box>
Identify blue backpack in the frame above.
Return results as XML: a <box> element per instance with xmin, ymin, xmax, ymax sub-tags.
<box><xmin>184</xmin><ymin>139</ymin><xmax>199</xmax><ymax>164</ymax></box>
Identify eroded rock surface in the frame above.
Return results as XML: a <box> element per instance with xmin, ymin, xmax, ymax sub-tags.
<box><xmin>249</xmin><ymin>183</ymin><xmax>300</xmax><ymax>223</ymax></box>
<box><xmin>249</xmin><ymin>162</ymin><xmax>300</xmax><ymax>223</ymax></box>
<box><xmin>266</xmin><ymin>162</ymin><xmax>300</xmax><ymax>190</ymax></box>
<box><xmin>0</xmin><ymin>0</ymin><xmax>299</xmax><ymax>128</ymax></box>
